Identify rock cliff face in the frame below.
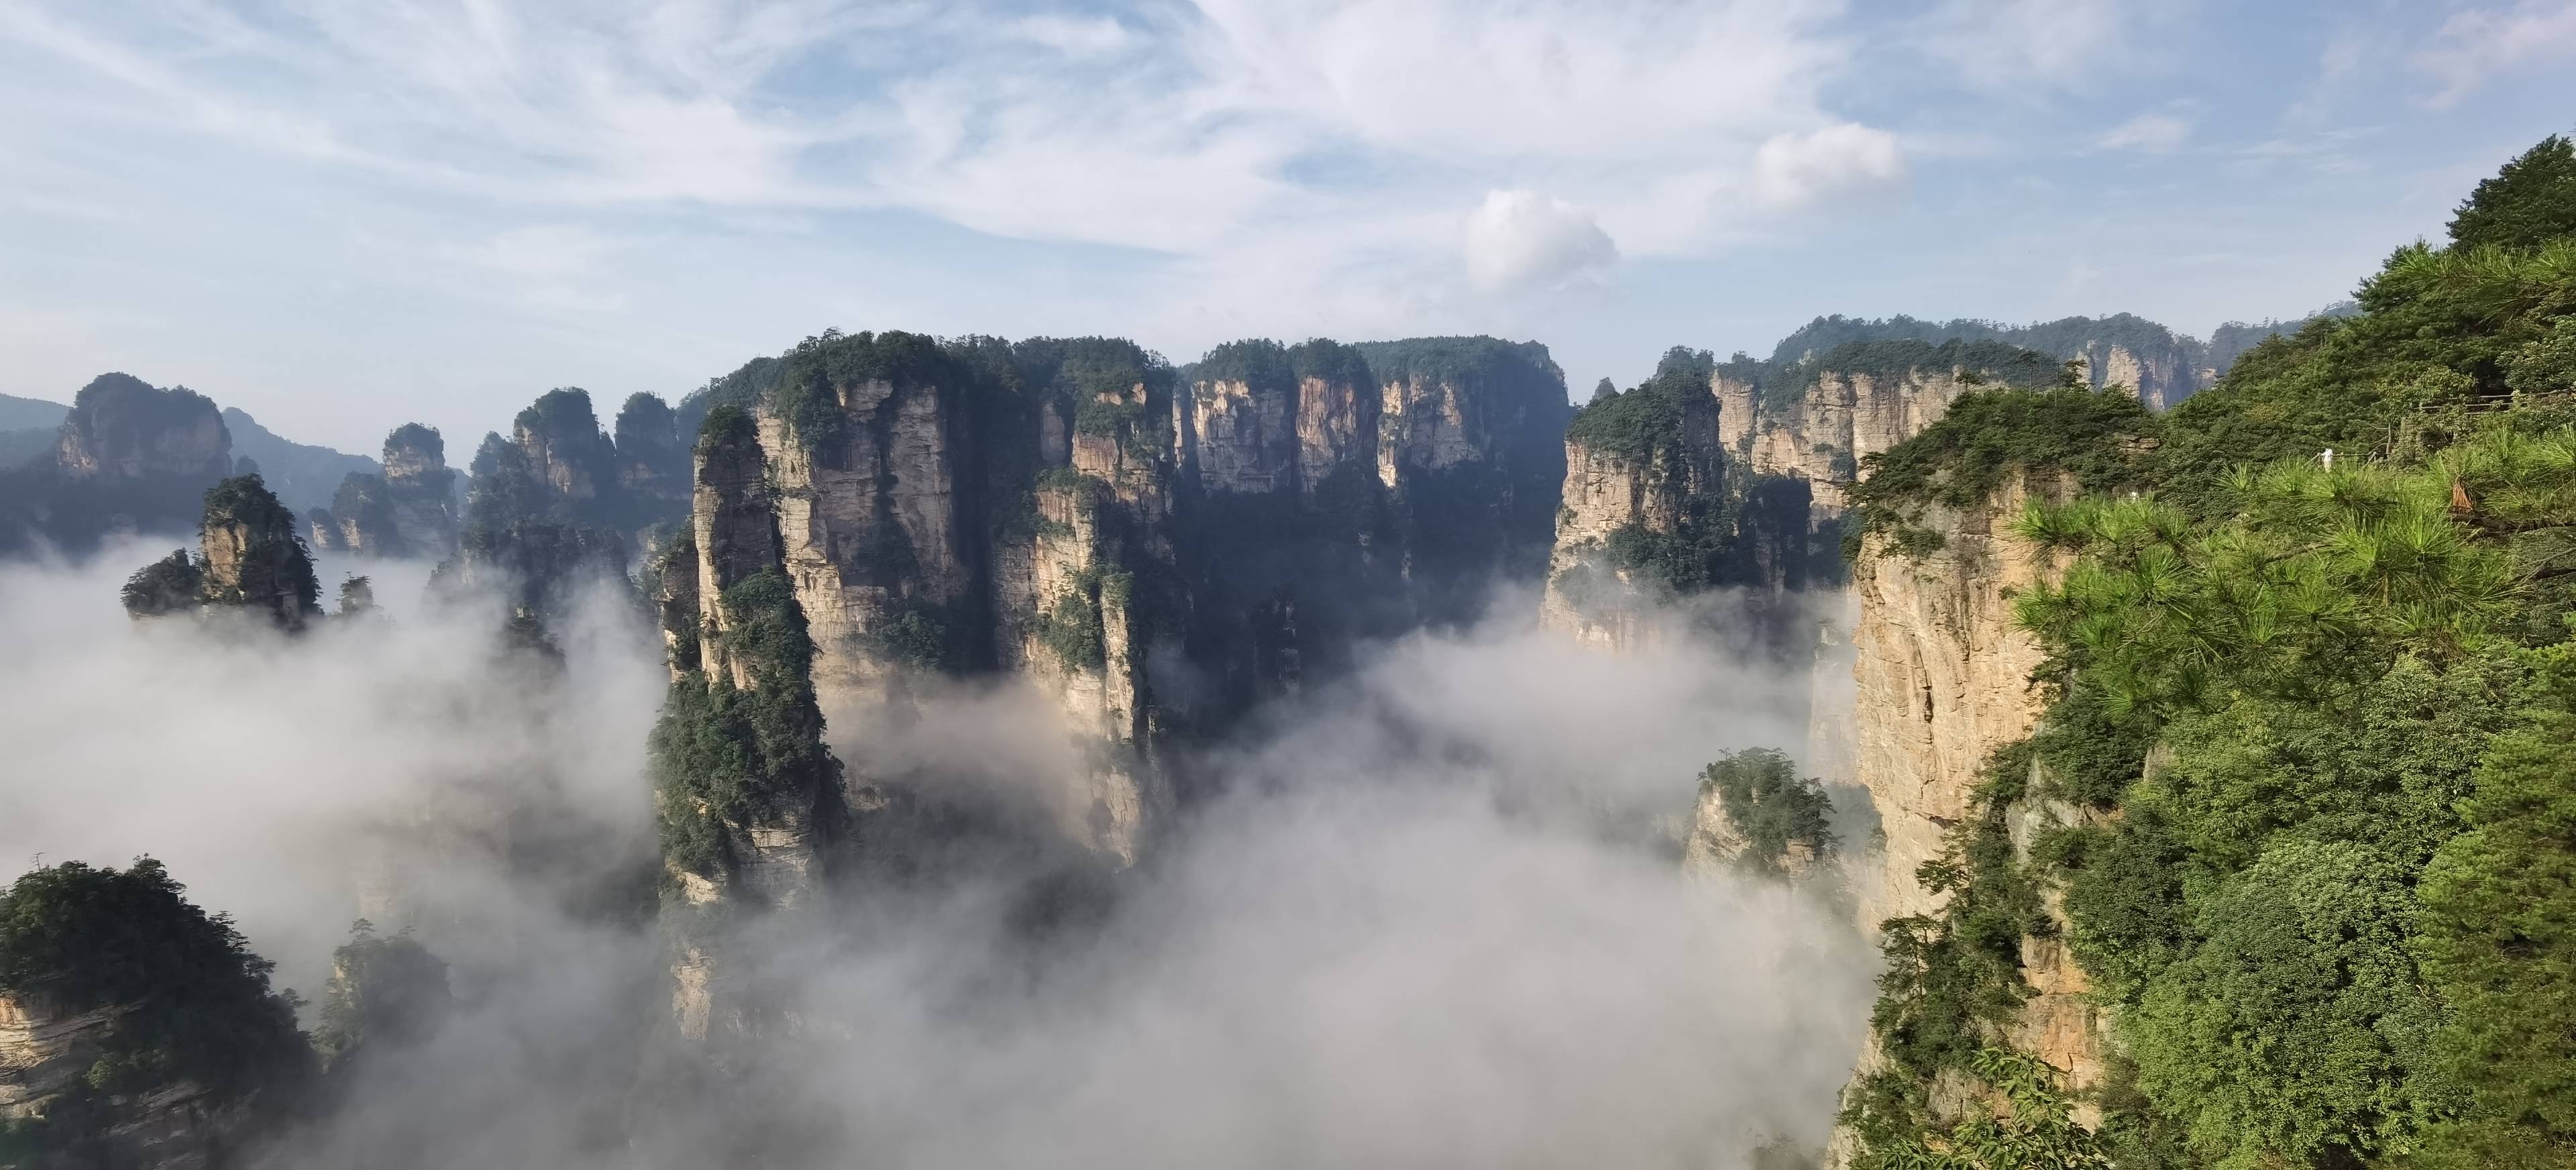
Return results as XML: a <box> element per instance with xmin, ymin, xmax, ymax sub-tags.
<box><xmin>1354</xmin><ymin>338</ymin><xmax>1572</xmax><ymax>626</ymax></box>
<box><xmin>1</xmin><ymin>991</ymin><xmax>258</xmax><ymax>1170</ymax></box>
<box><xmin>3</xmin><ymin>374</ymin><xmax>237</xmax><ymax>553</ymax></box>
<box><xmin>1717</xmin><ymin>339</ymin><xmax>2058</xmax><ymax>525</ymax></box>
<box><xmin>653</xmin><ymin>411</ymin><xmax>843</xmax><ymax>1044</ymax></box>
<box><xmin>52</xmin><ymin>374</ymin><xmax>231</xmax><ymax>483</ymax></box>
<box><xmin>123</xmin><ymin>474</ymin><xmax>323</xmax><ymax>630</ymax></box>
<box><xmin>1846</xmin><ymin>472</ymin><xmax>2067</xmax><ymax>928</ymax></box>
<box><xmin>613</xmin><ymin>392</ymin><xmax>691</xmax><ymax>515</ymax></box>
<box><xmin>431</xmin><ymin>388</ymin><xmax>685</xmax><ymax>619</ymax></box>
<box><xmin>378</xmin><ymin>425</ymin><xmax>461</xmax><ymax>557</ymax></box>
<box><xmin>309</xmin><ymin>426</ymin><xmax>458</xmax><ymax>560</ymax></box>
<box><xmin>1538</xmin><ymin>358</ymin><xmax>1722</xmax><ymax>652</ymax></box>
<box><xmin>1763</xmin><ymin>312</ymin><xmax>2216</xmax><ymax>411</ymax></box>
<box><xmin>1823</xmin><ymin>470</ymin><xmax>2106</xmax><ymax>1165</ymax></box>
<box><xmin>657</xmin><ymin>331</ymin><xmax>1569</xmax><ymax>874</ymax></box>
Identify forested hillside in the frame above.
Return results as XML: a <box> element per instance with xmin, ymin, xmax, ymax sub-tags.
<box><xmin>1841</xmin><ymin>133</ymin><xmax>2576</xmax><ymax>1170</ymax></box>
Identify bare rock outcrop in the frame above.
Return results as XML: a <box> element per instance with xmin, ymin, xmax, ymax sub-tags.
<box><xmin>1847</xmin><ymin>470</ymin><xmax>2068</xmax><ymax>928</ymax></box>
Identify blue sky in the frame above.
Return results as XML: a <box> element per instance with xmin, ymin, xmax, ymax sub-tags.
<box><xmin>2</xmin><ymin>0</ymin><xmax>2573</xmax><ymax>451</ymax></box>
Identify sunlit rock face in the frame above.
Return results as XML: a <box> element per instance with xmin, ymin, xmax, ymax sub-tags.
<box><xmin>1834</xmin><ymin>470</ymin><xmax>2107</xmax><ymax>1137</ymax></box>
<box><xmin>654</xmin><ymin>331</ymin><xmax>1572</xmax><ymax>870</ymax></box>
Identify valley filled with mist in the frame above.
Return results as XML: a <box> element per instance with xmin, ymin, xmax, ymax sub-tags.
<box><xmin>5</xmin><ymin>123</ymin><xmax>2576</xmax><ymax>1170</ymax></box>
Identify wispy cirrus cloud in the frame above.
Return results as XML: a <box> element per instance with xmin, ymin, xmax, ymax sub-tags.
<box><xmin>2414</xmin><ymin>0</ymin><xmax>2576</xmax><ymax>107</ymax></box>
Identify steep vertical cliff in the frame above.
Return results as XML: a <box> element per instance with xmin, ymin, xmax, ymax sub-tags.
<box><xmin>1825</xmin><ymin>384</ymin><xmax>2155</xmax><ymax>1165</ymax></box>
<box><xmin>613</xmin><ymin>392</ymin><xmax>691</xmax><ymax>516</ymax></box>
<box><xmin>378</xmin><ymin>424</ymin><xmax>460</xmax><ymax>558</ymax></box>
<box><xmin>0</xmin><ymin>859</ymin><xmax>309</xmax><ymax>1170</ymax></box>
<box><xmin>1541</xmin><ymin>348</ymin><xmax>1725</xmax><ymax>651</ymax></box>
<box><xmin>1719</xmin><ymin>339</ymin><xmax>2060</xmax><ymax>527</ymax></box>
<box><xmin>649</xmin><ymin>406</ymin><xmax>843</xmax><ymax>1043</ymax></box>
<box><xmin>1354</xmin><ymin>337</ymin><xmax>1571</xmax><ymax>625</ymax></box>
<box><xmin>1</xmin><ymin>374</ymin><xmax>236</xmax><ymax>553</ymax></box>
<box><xmin>309</xmin><ymin>422</ymin><xmax>462</xmax><ymax>560</ymax></box>
<box><xmin>1765</xmin><ymin>312</ymin><xmax>2218</xmax><ymax>411</ymax></box>
<box><xmin>1845</xmin><ymin>473</ymin><xmax>2067</xmax><ymax>928</ymax></box>
<box><xmin>121</xmin><ymin>474</ymin><xmax>323</xmax><ymax>630</ymax></box>
<box><xmin>657</xmin><ymin>329</ymin><xmax>1568</xmax><ymax>867</ymax></box>
<box><xmin>52</xmin><ymin>374</ymin><xmax>231</xmax><ymax>483</ymax></box>
<box><xmin>1175</xmin><ymin>339</ymin><xmax>1406</xmax><ymax>710</ymax></box>
<box><xmin>760</xmin><ymin>333</ymin><xmax>983</xmax><ymax>712</ymax></box>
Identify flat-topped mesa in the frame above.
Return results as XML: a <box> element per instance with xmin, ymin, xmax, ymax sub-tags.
<box><xmin>1174</xmin><ymin>339</ymin><xmax>1405</xmax><ymax>708</ymax></box>
<box><xmin>1719</xmin><ymin>338</ymin><xmax>2061</xmax><ymax>521</ymax></box>
<box><xmin>1764</xmin><ymin>312</ymin><xmax>2217</xmax><ymax>413</ymax></box>
<box><xmin>1352</xmin><ymin>337</ymin><xmax>1573</xmax><ymax>625</ymax></box>
<box><xmin>653</xmin><ymin>330</ymin><xmax>1573</xmax><ymax>869</ymax></box>
<box><xmin>1542</xmin><ymin>348</ymin><xmax>1725</xmax><ymax>651</ymax></box>
<box><xmin>759</xmin><ymin>331</ymin><xmax>983</xmax><ymax>712</ymax></box>
<box><xmin>52</xmin><ymin>373</ymin><xmax>231</xmax><ymax>482</ymax></box>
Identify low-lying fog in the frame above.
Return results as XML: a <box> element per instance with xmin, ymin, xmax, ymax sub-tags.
<box><xmin>0</xmin><ymin>541</ymin><xmax>1870</xmax><ymax>1168</ymax></box>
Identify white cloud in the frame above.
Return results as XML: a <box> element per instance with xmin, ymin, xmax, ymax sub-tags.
<box><xmin>1750</xmin><ymin>124</ymin><xmax>1908</xmax><ymax>212</ymax></box>
<box><xmin>1009</xmin><ymin>13</ymin><xmax>1137</xmax><ymax>57</ymax></box>
<box><xmin>1462</xmin><ymin>190</ymin><xmax>1619</xmax><ymax>294</ymax></box>
<box><xmin>2416</xmin><ymin>1</ymin><xmax>2576</xmax><ymax>107</ymax></box>
<box><xmin>2098</xmin><ymin>111</ymin><xmax>2190</xmax><ymax>153</ymax></box>
<box><xmin>1917</xmin><ymin>0</ymin><xmax>2141</xmax><ymax>89</ymax></box>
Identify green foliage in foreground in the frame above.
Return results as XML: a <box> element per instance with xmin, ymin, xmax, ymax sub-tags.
<box><xmin>1844</xmin><ymin>370</ymin><xmax>2153</xmax><ymax>558</ymax></box>
<box><xmin>1854</xmin><ymin>134</ymin><xmax>2576</xmax><ymax>1170</ymax></box>
<box><xmin>1878</xmin><ymin>1049</ymin><xmax>2110</xmax><ymax>1170</ymax></box>
<box><xmin>0</xmin><ymin>859</ymin><xmax>308</xmax><ymax>1160</ymax></box>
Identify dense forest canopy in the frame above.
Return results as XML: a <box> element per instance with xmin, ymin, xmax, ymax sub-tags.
<box><xmin>1843</xmin><ymin>131</ymin><xmax>2576</xmax><ymax>1170</ymax></box>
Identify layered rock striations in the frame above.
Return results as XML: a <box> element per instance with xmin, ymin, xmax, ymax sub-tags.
<box><xmin>650</xmin><ymin>408</ymin><xmax>845</xmax><ymax>1043</ymax></box>
<box><xmin>1845</xmin><ymin>472</ymin><xmax>2068</xmax><ymax>928</ymax></box>
<box><xmin>1542</xmin><ymin>348</ymin><xmax>1727</xmax><ymax>652</ymax></box>
<box><xmin>1717</xmin><ymin>339</ymin><xmax>2060</xmax><ymax>527</ymax></box>
<box><xmin>1175</xmin><ymin>339</ymin><xmax>1408</xmax><ymax>711</ymax></box>
<box><xmin>1354</xmin><ymin>337</ymin><xmax>1572</xmax><ymax>625</ymax></box>
<box><xmin>0</xmin><ymin>859</ymin><xmax>309</xmax><ymax>1170</ymax></box>
<box><xmin>653</xmin><ymin>330</ymin><xmax>1572</xmax><ymax>870</ymax></box>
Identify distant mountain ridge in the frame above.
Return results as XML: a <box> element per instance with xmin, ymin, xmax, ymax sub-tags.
<box><xmin>1756</xmin><ymin>307</ymin><xmax>2353</xmax><ymax>411</ymax></box>
<box><xmin>221</xmin><ymin>407</ymin><xmax>378</xmax><ymax>514</ymax></box>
